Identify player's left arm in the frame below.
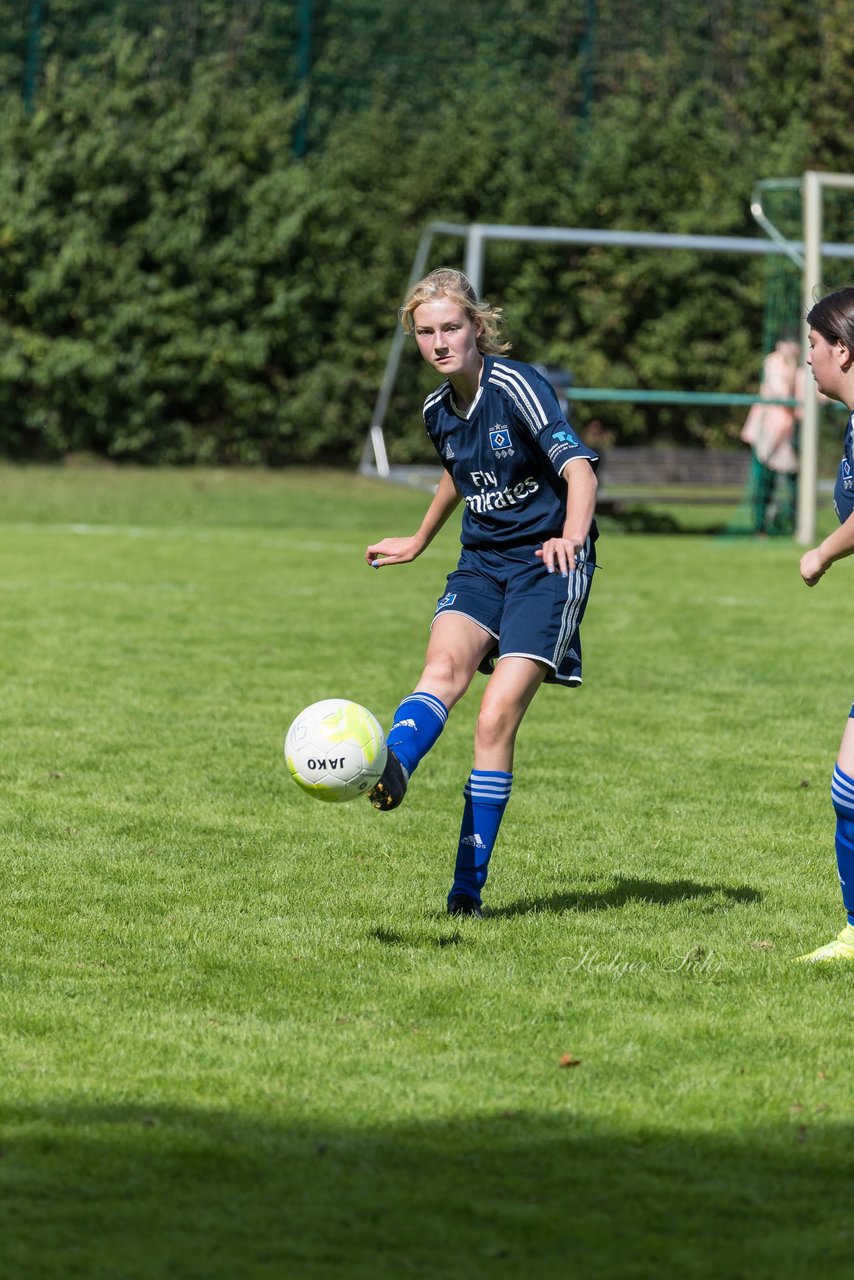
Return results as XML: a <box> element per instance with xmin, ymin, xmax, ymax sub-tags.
<box><xmin>800</xmin><ymin>507</ymin><xmax>854</xmax><ymax>586</ymax></box>
<box><xmin>536</xmin><ymin>458</ymin><xmax>598</xmax><ymax>575</ymax></box>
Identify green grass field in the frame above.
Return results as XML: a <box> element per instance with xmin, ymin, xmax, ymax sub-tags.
<box><xmin>2</xmin><ymin>464</ymin><xmax>852</xmax><ymax>1279</ymax></box>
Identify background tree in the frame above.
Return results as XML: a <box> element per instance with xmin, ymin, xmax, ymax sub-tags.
<box><xmin>0</xmin><ymin>0</ymin><xmax>848</xmax><ymax>464</ymax></box>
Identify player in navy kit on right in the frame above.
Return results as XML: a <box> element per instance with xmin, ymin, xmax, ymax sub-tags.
<box><xmin>796</xmin><ymin>286</ymin><xmax>854</xmax><ymax>961</ymax></box>
<box><xmin>364</xmin><ymin>267</ymin><xmax>599</xmax><ymax>917</ymax></box>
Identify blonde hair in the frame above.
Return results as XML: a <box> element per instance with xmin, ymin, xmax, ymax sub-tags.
<box><xmin>399</xmin><ymin>267</ymin><xmax>511</xmax><ymax>355</ymax></box>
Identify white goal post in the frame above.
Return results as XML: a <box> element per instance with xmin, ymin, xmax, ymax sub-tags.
<box><xmin>363</xmin><ymin>173</ymin><xmax>854</xmax><ymax>545</ymax></box>
<box><xmin>798</xmin><ymin>171</ymin><xmax>854</xmax><ymax>544</ymax></box>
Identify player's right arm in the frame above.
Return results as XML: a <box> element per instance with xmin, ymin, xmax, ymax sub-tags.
<box><xmin>365</xmin><ymin>469</ymin><xmax>462</xmax><ymax>568</ymax></box>
<box><xmin>800</xmin><ymin>508</ymin><xmax>854</xmax><ymax>585</ymax></box>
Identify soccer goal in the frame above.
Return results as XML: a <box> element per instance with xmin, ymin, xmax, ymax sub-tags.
<box><xmin>361</xmin><ymin>172</ymin><xmax>854</xmax><ymax>544</ymax></box>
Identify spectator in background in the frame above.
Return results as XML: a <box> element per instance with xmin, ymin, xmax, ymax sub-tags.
<box><xmin>740</xmin><ymin>335</ymin><xmax>802</xmax><ymax>536</ymax></box>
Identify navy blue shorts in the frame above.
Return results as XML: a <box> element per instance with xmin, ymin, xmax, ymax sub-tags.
<box><xmin>431</xmin><ymin>538</ymin><xmax>596</xmax><ymax>688</ymax></box>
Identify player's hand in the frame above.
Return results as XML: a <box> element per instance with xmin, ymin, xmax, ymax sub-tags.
<box><xmin>536</xmin><ymin>537</ymin><xmax>584</xmax><ymax>577</ymax></box>
<box><xmin>365</xmin><ymin>536</ymin><xmax>423</xmax><ymax>568</ymax></box>
<box><xmin>800</xmin><ymin>547</ymin><xmax>828</xmax><ymax>587</ymax></box>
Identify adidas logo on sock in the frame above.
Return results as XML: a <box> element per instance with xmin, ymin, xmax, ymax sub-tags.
<box><xmin>461</xmin><ymin>833</ymin><xmax>487</xmax><ymax>848</ymax></box>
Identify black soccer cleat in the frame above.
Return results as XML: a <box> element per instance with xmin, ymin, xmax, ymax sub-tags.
<box><xmin>447</xmin><ymin>894</ymin><xmax>483</xmax><ymax>918</ymax></box>
<box><xmin>368</xmin><ymin>747</ymin><xmax>409</xmax><ymax>811</ymax></box>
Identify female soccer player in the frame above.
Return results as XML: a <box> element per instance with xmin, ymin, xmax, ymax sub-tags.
<box><xmin>364</xmin><ymin>267</ymin><xmax>599</xmax><ymax>917</ymax></box>
<box><xmin>797</xmin><ymin>286</ymin><xmax>854</xmax><ymax>961</ymax></box>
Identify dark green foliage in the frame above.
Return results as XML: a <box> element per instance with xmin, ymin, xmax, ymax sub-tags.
<box><xmin>0</xmin><ymin>1</ymin><xmax>848</xmax><ymax>462</ymax></box>
<box><xmin>0</xmin><ymin>44</ymin><xmax>318</xmax><ymax>462</ymax></box>
<box><xmin>811</xmin><ymin>6</ymin><xmax>854</xmax><ymax>174</ymax></box>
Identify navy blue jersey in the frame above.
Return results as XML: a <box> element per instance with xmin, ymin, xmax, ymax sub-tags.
<box><xmin>423</xmin><ymin>355</ymin><xmax>599</xmax><ymax>550</ymax></box>
<box><xmin>834</xmin><ymin>411</ymin><xmax>854</xmax><ymax>523</ymax></box>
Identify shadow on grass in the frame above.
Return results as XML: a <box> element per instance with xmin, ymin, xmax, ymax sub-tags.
<box><xmin>367</xmin><ymin>926</ymin><xmax>464</xmax><ymax>949</ymax></box>
<box><xmin>1</xmin><ymin>1101</ymin><xmax>848</xmax><ymax>1279</ymax></box>
<box><xmin>492</xmin><ymin>876</ymin><xmax>762</xmax><ymax>919</ymax></box>
<box><xmin>599</xmin><ymin>507</ymin><xmax>729</xmax><ymax>535</ymax></box>
<box><xmin>597</xmin><ymin>507</ymin><xmax>786</xmax><ymax>537</ymax></box>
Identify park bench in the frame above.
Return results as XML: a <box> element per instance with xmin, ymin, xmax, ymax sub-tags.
<box><xmin>594</xmin><ymin>446</ymin><xmax>750</xmax><ymax>514</ymax></box>
<box><xmin>539</xmin><ymin>368</ymin><xmax>752</xmax><ymax>514</ymax></box>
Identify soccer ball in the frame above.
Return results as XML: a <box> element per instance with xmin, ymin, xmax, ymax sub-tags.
<box><xmin>284</xmin><ymin>699</ymin><xmax>387</xmax><ymax>803</ymax></box>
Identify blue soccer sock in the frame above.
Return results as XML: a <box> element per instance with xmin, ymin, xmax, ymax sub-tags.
<box><xmin>386</xmin><ymin>692</ymin><xmax>448</xmax><ymax>778</ymax></box>
<box><xmin>448</xmin><ymin>770</ymin><xmax>513</xmax><ymax>906</ymax></box>
<box><xmin>831</xmin><ymin>763</ymin><xmax>854</xmax><ymax>926</ymax></box>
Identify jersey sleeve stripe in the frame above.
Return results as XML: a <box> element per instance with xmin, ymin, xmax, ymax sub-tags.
<box><xmin>488</xmin><ymin>365</ymin><xmax>551</xmax><ymax>434</ymax></box>
<box><xmin>423</xmin><ymin>383</ymin><xmax>449</xmax><ymax>416</ymax></box>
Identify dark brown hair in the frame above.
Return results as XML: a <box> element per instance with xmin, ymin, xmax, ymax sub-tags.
<box><xmin>807</xmin><ymin>287</ymin><xmax>854</xmax><ymax>351</ymax></box>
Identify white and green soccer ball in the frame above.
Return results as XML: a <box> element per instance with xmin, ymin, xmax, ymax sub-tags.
<box><xmin>284</xmin><ymin>699</ymin><xmax>387</xmax><ymax>803</ymax></box>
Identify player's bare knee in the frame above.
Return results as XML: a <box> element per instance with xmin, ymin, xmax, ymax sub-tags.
<box><xmin>422</xmin><ymin>645</ymin><xmax>479</xmax><ymax>697</ymax></box>
<box><xmin>474</xmin><ymin>704</ymin><xmax>516</xmax><ymax>754</ymax></box>
<box><xmin>420</xmin><ymin>649</ymin><xmax>456</xmax><ymax>688</ymax></box>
